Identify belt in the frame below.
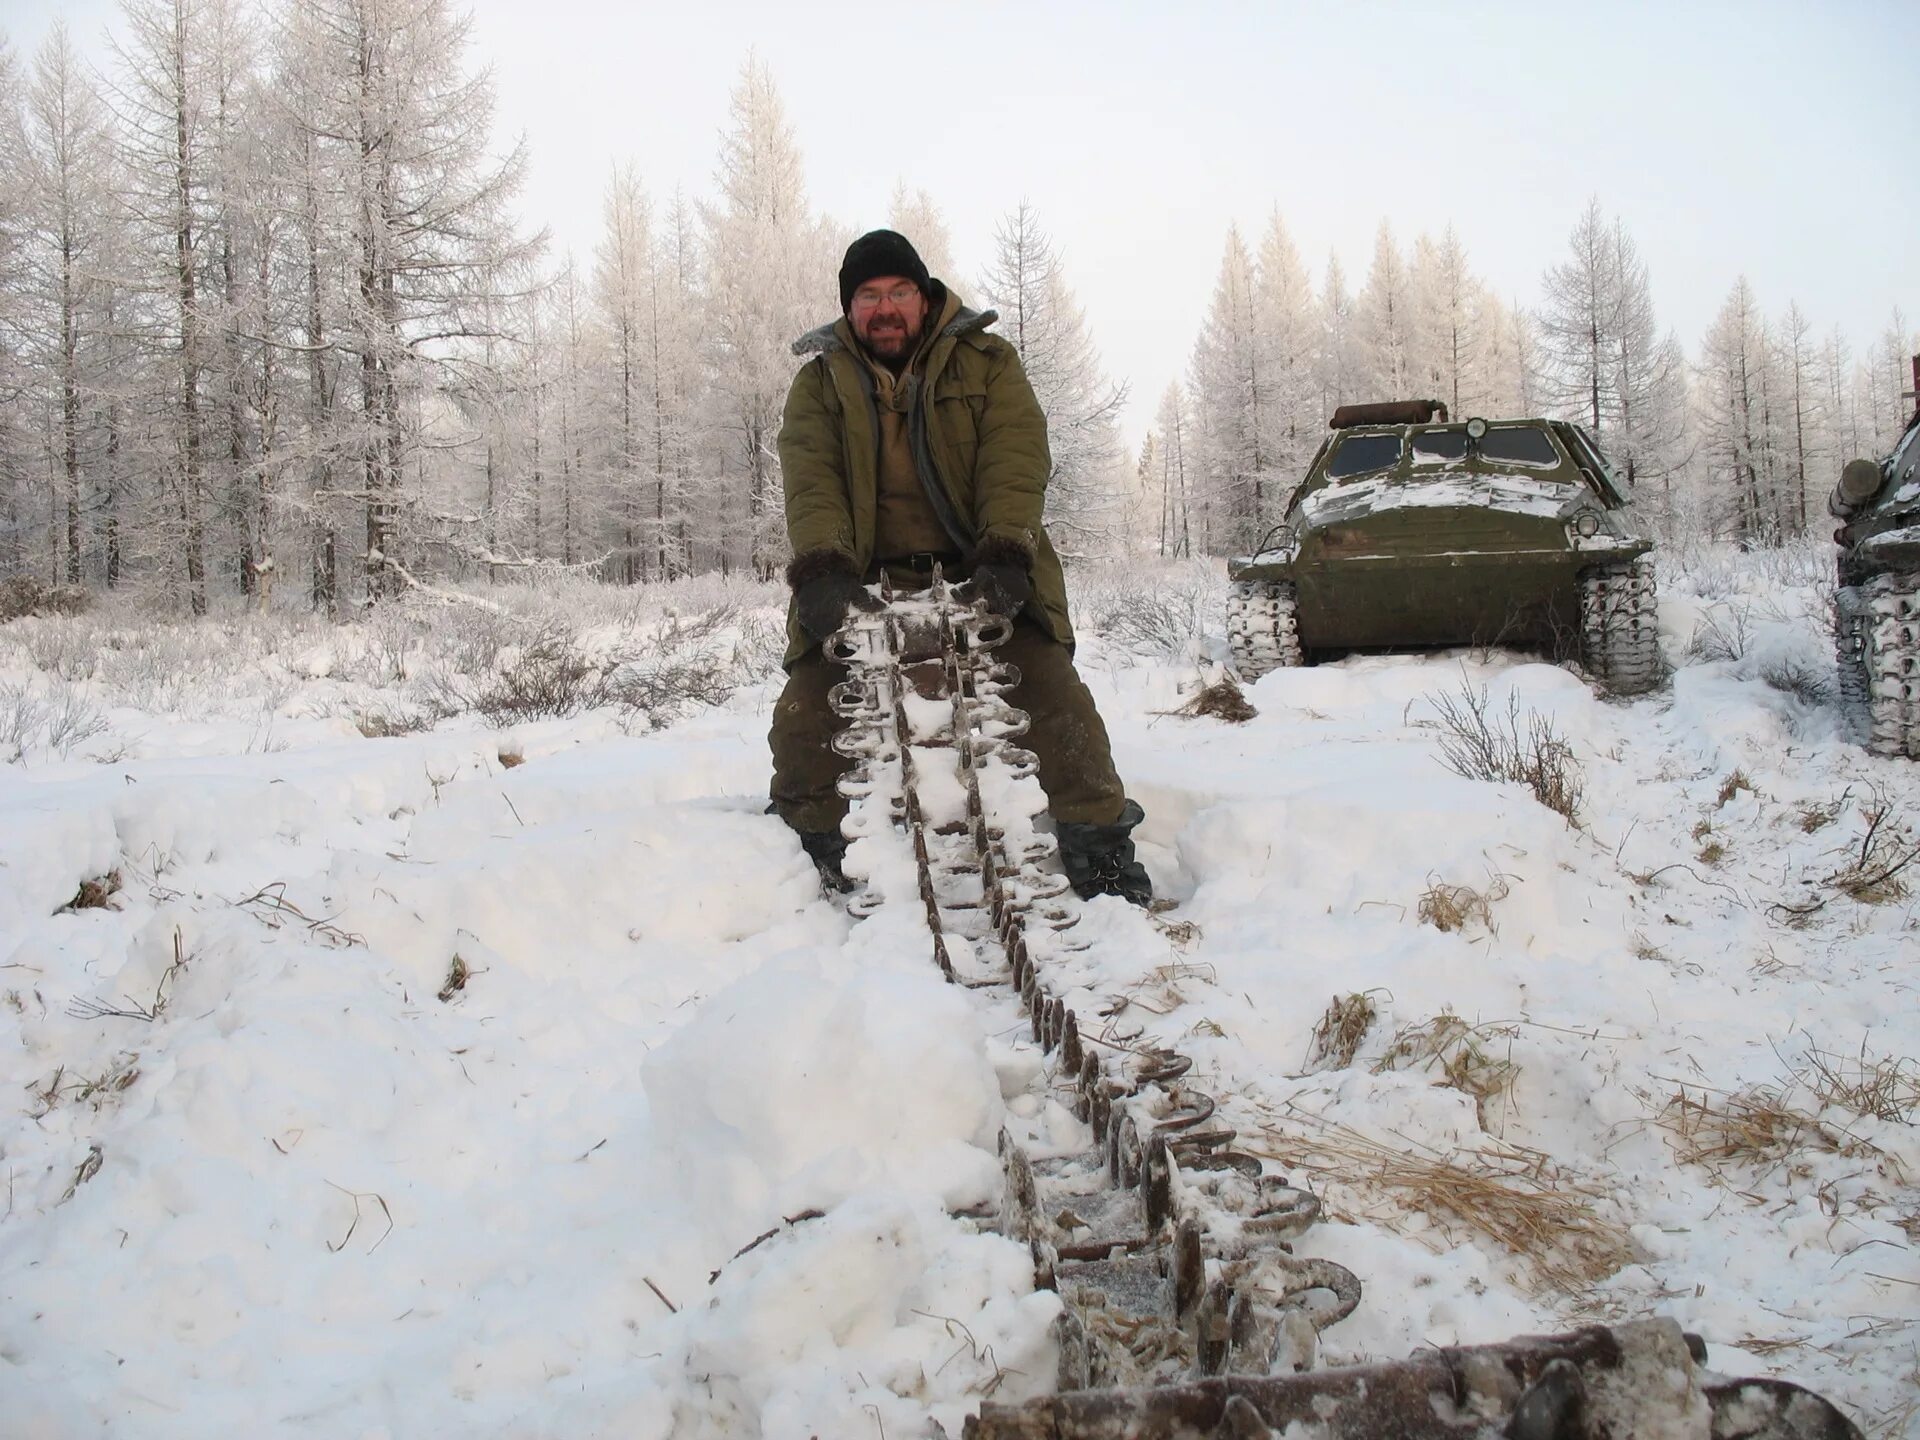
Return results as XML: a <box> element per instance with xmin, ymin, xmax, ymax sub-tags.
<box><xmin>872</xmin><ymin>551</ymin><xmax>963</xmax><ymax>574</ymax></box>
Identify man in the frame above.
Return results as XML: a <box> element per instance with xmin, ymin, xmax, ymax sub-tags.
<box><xmin>770</xmin><ymin>228</ymin><xmax>1152</xmax><ymax>906</ymax></box>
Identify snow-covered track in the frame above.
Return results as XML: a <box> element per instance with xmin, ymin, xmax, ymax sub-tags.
<box><xmin>821</xmin><ymin>576</ymin><xmax>1864</xmax><ymax>1440</ymax></box>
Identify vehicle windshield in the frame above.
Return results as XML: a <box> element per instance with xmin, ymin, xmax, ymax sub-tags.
<box><xmin>1327</xmin><ymin>433</ymin><xmax>1402</xmax><ymax>479</ymax></box>
<box><xmin>1409</xmin><ymin>427</ymin><xmax>1562</xmax><ymax>467</ymax></box>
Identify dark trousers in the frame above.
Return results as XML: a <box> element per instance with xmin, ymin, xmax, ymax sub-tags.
<box><xmin>769</xmin><ymin>613</ymin><xmax>1127</xmax><ymax>833</ymax></box>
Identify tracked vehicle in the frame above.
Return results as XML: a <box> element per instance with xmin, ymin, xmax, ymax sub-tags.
<box><xmin>1831</xmin><ymin>356</ymin><xmax>1920</xmax><ymax>758</ymax></box>
<box><xmin>1227</xmin><ymin>401</ymin><xmax>1661</xmax><ymax>694</ymax></box>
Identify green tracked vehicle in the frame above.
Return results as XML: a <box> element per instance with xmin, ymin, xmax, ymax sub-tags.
<box><xmin>1830</xmin><ymin>355</ymin><xmax>1920</xmax><ymax>759</ymax></box>
<box><xmin>1226</xmin><ymin>400</ymin><xmax>1661</xmax><ymax>694</ymax></box>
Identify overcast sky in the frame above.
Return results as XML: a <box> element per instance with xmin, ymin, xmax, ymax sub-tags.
<box><xmin>10</xmin><ymin>0</ymin><xmax>1918</xmax><ymax>447</ymax></box>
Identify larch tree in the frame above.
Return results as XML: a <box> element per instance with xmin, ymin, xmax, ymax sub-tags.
<box><xmin>887</xmin><ymin>181</ymin><xmax>956</xmax><ymax>284</ymax></box>
<box><xmin>595</xmin><ymin>164</ymin><xmax>657</xmax><ymax>581</ymax></box>
<box><xmin>699</xmin><ymin>55</ymin><xmax>827</xmax><ymax>577</ymax></box>
<box><xmin>1252</xmin><ymin>209</ymin><xmax>1319</xmax><ymax>505</ymax></box>
<box><xmin>19</xmin><ymin>26</ymin><xmax>118</xmax><ymax>584</ymax></box>
<box><xmin>1150</xmin><ymin>382</ymin><xmax>1195</xmax><ymax>558</ymax></box>
<box><xmin>1186</xmin><ymin>223</ymin><xmax>1261</xmax><ymax>550</ymax></box>
<box><xmin>1696</xmin><ymin>277</ymin><xmax>1783</xmax><ymax>544</ymax></box>
<box><xmin>976</xmin><ymin>201</ymin><xmax>1128</xmax><ymax>557</ymax></box>
<box><xmin>1314</xmin><ymin>254</ymin><xmax>1361</xmax><ymax>423</ymax></box>
<box><xmin>1355</xmin><ymin>221</ymin><xmax>1411</xmax><ymax>400</ymax></box>
<box><xmin>287</xmin><ymin>0</ymin><xmax>540</xmax><ymax>602</ymax></box>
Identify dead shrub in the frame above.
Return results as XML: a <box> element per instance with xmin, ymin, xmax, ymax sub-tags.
<box><xmin>1759</xmin><ymin>655</ymin><xmax>1831</xmax><ymax>705</ymax></box>
<box><xmin>605</xmin><ymin>653</ymin><xmax>737</xmax><ymax>727</ymax></box>
<box><xmin>1687</xmin><ymin>600</ymin><xmax>1755</xmax><ymax>663</ymax></box>
<box><xmin>1305</xmin><ymin>992</ymin><xmax>1378</xmax><ymax>1072</ymax></box>
<box><xmin>354</xmin><ymin>705</ymin><xmax>440</xmax><ymax>738</ymax></box>
<box><xmin>1373</xmin><ymin>1012</ymin><xmax>1520</xmax><ymax>1129</ymax></box>
<box><xmin>0</xmin><ymin>576</ymin><xmax>90</xmax><ymax>622</ymax></box>
<box><xmin>1166</xmin><ymin>678</ymin><xmax>1257</xmax><ymax>725</ymax></box>
<box><xmin>1426</xmin><ymin>681</ymin><xmax>1585</xmax><ymax>826</ymax></box>
<box><xmin>64</xmin><ymin>872</ymin><xmax>122</xmax><ymax>912</ymax></box>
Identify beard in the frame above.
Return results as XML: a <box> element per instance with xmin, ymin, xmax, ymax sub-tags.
<box><xmin>857</xmin><ymin>313</ymin><xmax>922</xmax><ymax>363</ymax></box>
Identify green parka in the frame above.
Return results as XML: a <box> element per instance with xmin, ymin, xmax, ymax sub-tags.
<box><xmin>776</xmin><ymin>282</ymin><xmax>1073</xmax><ymax>666</ymax></box>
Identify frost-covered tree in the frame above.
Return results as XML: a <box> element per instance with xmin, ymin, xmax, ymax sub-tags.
<box><xmin>1538</xmin><ymin>201</ymin><xmax>1686</xmax><ymax>495</ymax></box>
<box><xmin>1150</xmin><ymin>383</ymin><xmax>1196</xmax><ymax>559</ymax></box>
<box><xmin>1412</xmin><ymin>226</ymin><xmax>1487</xmax><ymax>417</ymax></box>
<box><xmin>699</xmin><ymin>55</ymin><xmax>831</xmax><ymax>576</ymax></box>
<box><xmin>1695</xmin><ymin>277</ymin><xmax>1788</xmax><ymax>544</ymax></box>
<box><xmin>887</xmin><ymin>182</ymin><xmax>955</xmax><ymax>284</ymax></box>
<box><xmin>1186</xmin><ymin>224</ymin><xmax>1261</xmax><ymax>549</ymax></box>
<box><xmin>17</xmin><ymin>26</ymin><xmax>119</xmax><ymax>584</ymax></box>
<box><xmin>1355</xmin><ymin>222</ymin><xmax>1411</xmax><ymax>400</ymax></box>
<box><xmin>1314</xmin><ymin>254</ymin><xmax>1362</xmax><ymax>424</ymax></box>
<box><xmin>286</xmin><ymin>0</ymin><xmax>540</xmax><ymax>601</ymax></box>
<box><xmin>976</xmin><ymin>201</ymin><xmax>1127</xmax><ymax>557</ymax></box>
<box><xmin>1252</xmin><ymin>210</ymin><xmax>1319</xmax><ymax>501</ymax></box>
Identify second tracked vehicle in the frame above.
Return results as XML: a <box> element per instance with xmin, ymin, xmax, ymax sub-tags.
<box><xmin>1227</xmin><ymin>401</ymin><xmax>1662</xmax><ymax>694</ymax></box>
<box><xmin>1830</xmin><ymin>355</ymin><xmax>1920</xmax><ymax>759</ymax></box>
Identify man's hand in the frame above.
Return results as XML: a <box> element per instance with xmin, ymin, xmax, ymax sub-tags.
<box><xmin>966</xmin><ymin>535</ymin><xmax>1034</xmax><ymax>619</ymax></box>
<box><xmin>795</xmin><ymin>570</ymin><xmax>871</xmax><ymax>641</ymax></box>
<box><xmin>788</xmin><ymin>550</ymin><xmax>875</xmax><ymax>642</ymax></box>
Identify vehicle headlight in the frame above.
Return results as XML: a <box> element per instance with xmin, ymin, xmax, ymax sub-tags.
<box><xmin>1573</xmin><ymin>512</ymin><xmax>1601</xmax><ymax>538</ymax></box>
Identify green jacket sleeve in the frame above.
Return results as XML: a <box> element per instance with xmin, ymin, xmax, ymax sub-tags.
<box><xmin>777</xmin><ymin>358</ymin><xmax>855</xmax><ymax>560</ymax></box>
<box><xmin>970</xmin><ymin>341</ymin><xmax>1051</xmax><ymax>554</ymax></box>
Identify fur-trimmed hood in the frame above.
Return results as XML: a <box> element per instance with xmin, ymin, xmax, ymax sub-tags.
<box><xmin>791</xmin><ymin>280</ymin><xmax>997</xmax><ymax>357</ymax></box>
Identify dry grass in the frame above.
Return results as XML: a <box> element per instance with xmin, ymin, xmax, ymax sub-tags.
<box><xmin>1657</xmin><ymin>1086</ymin><xmax>1843</xmax><ymax>1169</ymax></box>
<box><xmin>1653</xmin><ymin>1038</ymin><xmax>1916</xmax><ymax>1180</ymax></box>
<box><xmin>1373</xmin><ymin>1012</ymin><xmax>1520</xmax><ymax>1129</ymax></box>
<box><xmin>1254</xmin><ymin>1114</ymin><xmax>1637</xmax><ymax>1295</ymax></box>
<box><xmin>1797</xmin><ymin>799</ymin><xmax>1842</xmax><ymax>833</ymax></box>
<box><xmin>1305</xmin><ymin>992</ymin><xmax>1378</xmax><ymax>1072</ymax></box>
<box><xmin>1416</xmin><ymin>875</ymin><xmax>1508</xmax><ymax>933</ymax></box>
<box><xmin>1166</xmin><ymin>678</ymin><xmax>1258</xmax><ymax>725</ymax></box>
<box><xmin>1803</xmin><ymin>1042</ymin><xmax>1919</xmax><ymax>1124</ymax></box>
<box><xmin>1715</xmin><ymin>769</ymin><xmax>1754</xmax><ymax>808</ymax></box>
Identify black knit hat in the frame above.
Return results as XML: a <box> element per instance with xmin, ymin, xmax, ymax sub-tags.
<box><xmin>839</xmin><ymin>229</ymin><xmax>930</xmax><ymax>313</ymax></box>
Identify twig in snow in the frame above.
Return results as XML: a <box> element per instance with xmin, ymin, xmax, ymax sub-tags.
<box><xmin>325</xmin><ymin>1181</ymin><xmax>395</xmax><ymax>1254</ymax></box>
<box><xmin>643</xmin><ymin>1277</ymin><xmax>677</xmax><ymax>1314</ymax></box>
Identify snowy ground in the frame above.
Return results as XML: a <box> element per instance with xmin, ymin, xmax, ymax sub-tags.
<box><xmin>1</xmin><ymin>551</ymin><xmax>1916</xmax><ymax>1439</ymax></box>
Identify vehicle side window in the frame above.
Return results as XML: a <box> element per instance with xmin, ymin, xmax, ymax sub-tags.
<box><xmin>1327</xmin><ymin>433</ymin><xmax>1402</xmax><ymax>479</ymax></box>
<box><xmin>1481</xmin><ymin>428</ymin><xmax>1559</xmax><ymax>466</ymax></box>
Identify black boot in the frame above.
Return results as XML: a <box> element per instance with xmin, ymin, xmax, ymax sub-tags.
<box><xmin>798</xmin><ymin>829</ymin><xmax>856</xmax><ymax>895</ymax></box>
<box><xmin>1057</xmin><ymin>799</ymin><xmax>1153</xmax><ymax>906</ymax></box>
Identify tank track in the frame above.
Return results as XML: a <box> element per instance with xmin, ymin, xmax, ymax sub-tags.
<box><xmin>1225</xmin><ymin>582</ymin><xmax>1304</xmax><ymax>680</ymax></box>
<box><xmin>1578</xmin><ymin>558</ymin><xmax>1663</xmax><ymax>696</ymax></box>
<box><xmin>1835</xmin><ymin>575</ymin><xmax>1920</xmax><ymax>758</ymax></box>
<box><xmin>820</xmin><ymin>573</ymin><xmax>1861</xmax><ymax>1440</ymax></box>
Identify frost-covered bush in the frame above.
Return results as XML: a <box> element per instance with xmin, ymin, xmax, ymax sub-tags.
<box><xmin>0</xmin><ymin>678</ymin><xmax>108</xmax><ymax>760</ymax></box>
<box><xmin>1069</xmin><ymin>557</ymin><xmax>1225</xmax><ymax>663</ymax></box>
<box><xmin>0</xmin><ymin>576</ymin><xmax>90</xmax><ymax>622</ymax></box>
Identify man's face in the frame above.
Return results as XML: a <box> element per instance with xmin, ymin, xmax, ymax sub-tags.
<box><xmin>849</xmin><ymin>275</ymin><xmax>928</xmax><ymax>360</ymax></box>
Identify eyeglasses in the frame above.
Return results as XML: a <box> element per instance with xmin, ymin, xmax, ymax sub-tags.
<box><xmin>850</xmin><ymin>283</ymin><xmax>921</xmax><ymax>312</ymax></box>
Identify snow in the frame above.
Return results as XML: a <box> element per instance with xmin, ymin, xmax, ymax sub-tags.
<box><xmin>3</xmin><ymin>551</ymin><xmax>1917</xmax><ymax>1438</ymax></box>
<box><xmin>1301</xmin><ymin>473</ymin><xmax>1576</xmax><ymax>523</ymax></box>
